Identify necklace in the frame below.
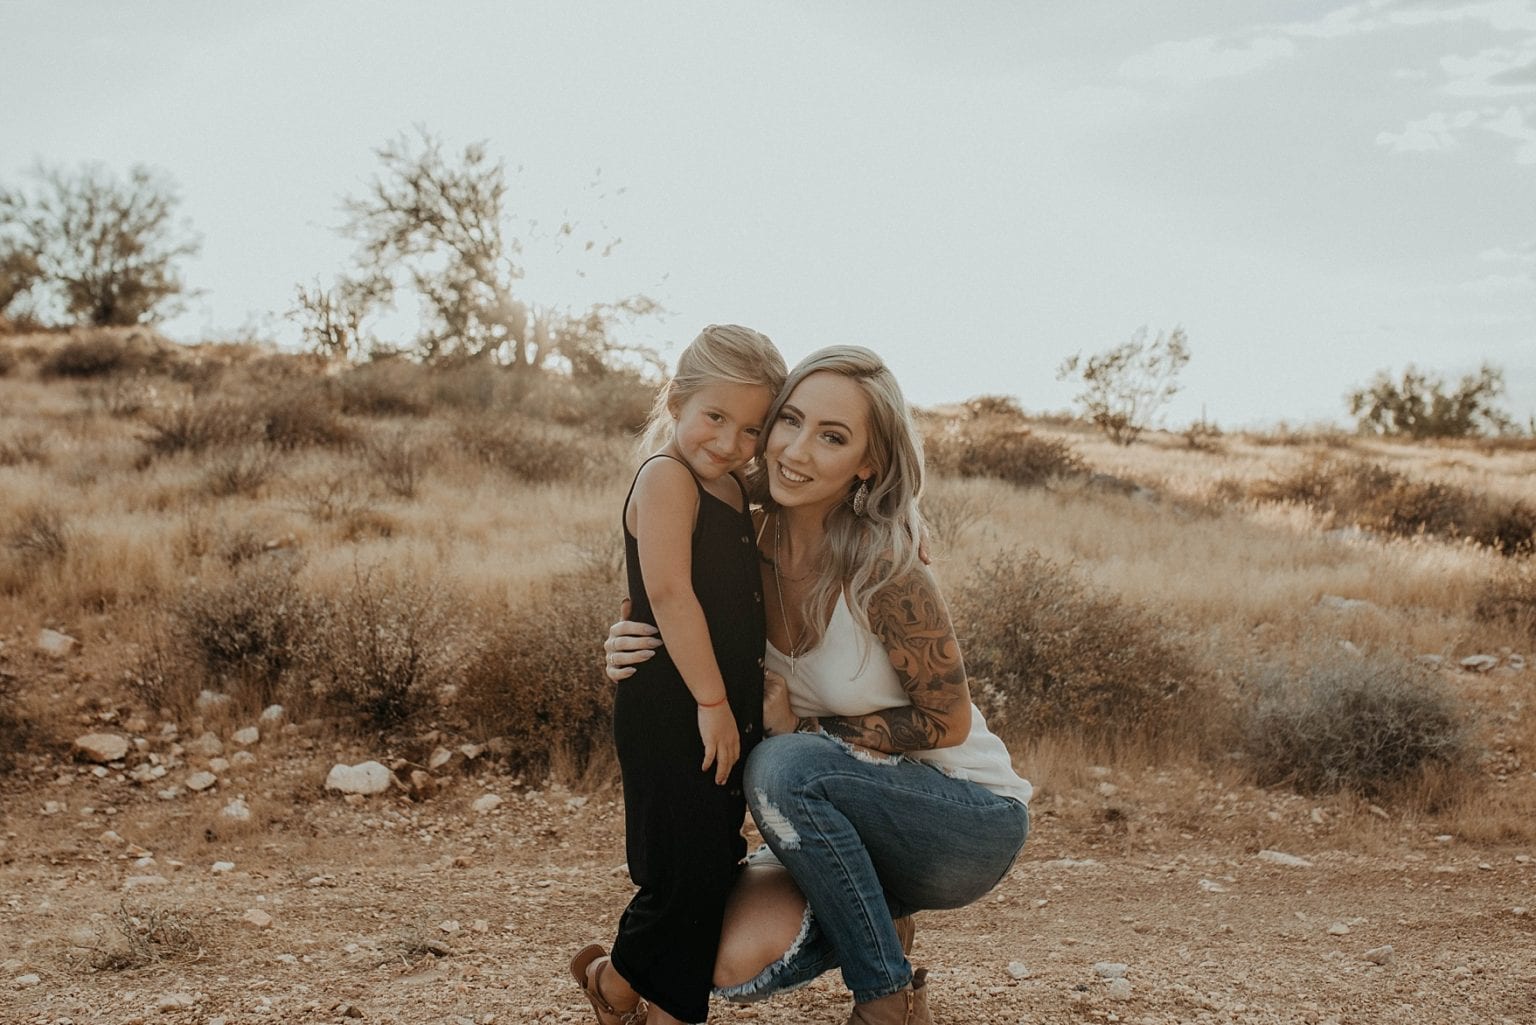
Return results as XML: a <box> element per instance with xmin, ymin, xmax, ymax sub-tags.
<box><xmin>772</xmin><ymin>515</ymin><xmax>809</xmax><ymax>674</ymax></box>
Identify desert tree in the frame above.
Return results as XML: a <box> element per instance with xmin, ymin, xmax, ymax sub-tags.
<box><xmin>340</xmin><ymin>128</ymin><xmax>653</xmax><ymax>371</ymax></box>
<box><xmin>1057</xmin><ymin>325</ymin><xmax>1191</xmax><ymax>445</ymax></box>
<box><xmin>289</xmin><ymin>273</ymin><xmax>394</xmax><ymax>361</ymax></box>
<box><xmin>0</xmin><ymin>163</ymin><xmax>199</xmax><ymax>326</ymax></box>
<box><xmin>1346</xmin><ymin>363</ymin><xmax>1517</xmax><ymax>439</ymax></box>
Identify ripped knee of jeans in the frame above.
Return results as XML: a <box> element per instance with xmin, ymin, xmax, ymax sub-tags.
<box><xmin>713</xmin><ymin>902</ymin><xmax>816</xmax><ymax>1003</ymax></box>
<box><xmin>751</xmin><ymin>788</ymin><xmax>802</xmax><ymax>849</ymax></box>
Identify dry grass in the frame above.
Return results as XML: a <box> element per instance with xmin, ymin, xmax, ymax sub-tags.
<box><xmin>88</xmin><ymin>901</ymin><xmax>208</xmax><ymax>971</ymax></box>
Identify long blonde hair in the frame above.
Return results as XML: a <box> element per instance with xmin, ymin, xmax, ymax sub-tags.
<box><xmin>637</xmin><ymin>324</ymin><xmax>786</xmax><ymax>454</ymax></box>
<box><xmin>759</xmin><ymin>345</ymin><xmax>927</xmax><ymax>650</ymax></box>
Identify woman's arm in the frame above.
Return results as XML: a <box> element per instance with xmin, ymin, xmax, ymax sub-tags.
<box><xmin>603</xmin><ymin>599</ymin><xmax>660</xmax><ymax>680</ymax></box>
<box><xmin>805</xmin><ymin>563</ymin><xmax>972</xmax><ymax>754</ymax></box>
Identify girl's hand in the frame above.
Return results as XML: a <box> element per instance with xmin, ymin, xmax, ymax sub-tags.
<box><xmin>698</xmin><ymin>703</ymin><xmax>740</xmax><ymax>785</ymax></box>
<box><xmin>762</xmin><ymin>670</ymin><xmax>797</xmax><ymax>737</ymax></box>
<box><xmin>604</xmin><ymin>598</ymin><xmax>662</xmax><ymax>681</ymax></box>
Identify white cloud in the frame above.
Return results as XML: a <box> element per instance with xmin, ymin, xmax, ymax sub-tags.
<box><xmin>1375</xmin><ymin>110</ymin><xmax>1481</xmax><ymax>151</ymax></box>
<box><xmin>1282</xmin><ymin>4</ymin><xmax>1383</xmax><ymax>39</ymax></box>
<box><xmin>1119</xmin><ymin>34</ymin><xmax>1297</xmax><ymax>84</ymax></box>
<box><xmin>1386</xmin><ymin>0</ymin><xmax>1536</xmax><ymax>33</ymax></box>
<box><xmin>1482</xmin><ymin>104</ymin><xmax>1536</xmax><ymax>161</ymax></box>
<box><xmin>1443</xmin><ymin>46</ymin><xmax>1536</xmax><ymax>96</ymax></box>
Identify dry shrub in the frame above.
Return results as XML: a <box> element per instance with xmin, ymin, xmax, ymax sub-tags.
<box><xmin>245</xmin><ymin>382</ymin><xmax>352</xmax><ymax>450</ymax></box>
<box><xmin>1475</xmin><ymin>558</ymin><xmax>1536</xmax><ymax>641</ymax></box>
<box><xmin>0</xmin><ymin>429</ymin><xmax>47</xmax><ymax>466</ymax></box>
<box><xmin>5</xmin><ymin>505</ymin><xmax>69</xmax><ymax>570</ymax></box>
<box><xmin>141</xmin><ymin>400</ymin><xmax>261</xmax><ymax>455</ymax></box>
<box><xmin>1252</xmin><ymin>454</ymin><xmax>1535</xmax><ymax>555</ymax></box>
<box><xmin>142</xmin><ymin>384</ymin><xmax>350</xmax><ymax>458</ymax></box>
<box><xmin>922</xmin><ymin>480</ymin><xmax>998</xmax><ymax>545</ymax></box>
<box><xmin>0</xmin><ymin>346</ymin><xmax>15</xmax><ymax>376</ymax></box>
<box><xmin>0</xmin><ymin>665</ymin><xmax>32</xmax><ymax>773</ymax></box>
<box><xmin>1239</xmin><ymin>652</ymin><xmax>1475</xmax><ymax>805</ymax></box>
<box><xmin>515</xmin><ymin>367</ymin><xmax>656</xmax><ymax>434</ymax></box>
<box><xmin>303</xmin><ymin>568</ymin><xmax>467</xmax><ymax>731</ymax></box>
<box><xmin>39</xmin><ymin>330</ymin><xmax>158</xmax><ymax>378</ymax></box>
<box><xmin>950</xmin><ymin>550</ymin><xmax>1203</xmax><ymax>750</ymax></box>
<box><xmin>90</xmin><ymin>901</ymin><xmax>206</xmax><ymax>971</ymax></box>
<box><xmin>335</xmin><ymin>358</ymin><xmax>432</xmax><ymax>417</ymax></box>
<box><xmin>925</xmin><ymin>409</ymin><xmax>1088</xmax><ymax>488</ymax></box>
<box><xmin>459</xmin><ymin>566</ymin><xmax>618</xmax><ymax>778</ymax></box>
<box><xmin>363</xmin><ymin>430</ymin><xmax>427</xmax><ymax>499</ymax></box>
<box><xmin>169</xmin><ymin>558</ymin><xmax>317</xmax><ymax>707</ymax></box>
<box><xmin>202</xmin><ymin>444</ymin><xmax>282</xmax><ymax>499</ymax></box>
<box><xmin>452</xmin><ymin>414</ymin><xmax>593</xmax><ymax>483</ymax></box>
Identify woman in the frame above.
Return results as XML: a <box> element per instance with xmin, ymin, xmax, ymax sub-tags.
<box><xmin>599</xmin><ymin>346</ymin><xmax>1032</xmax><ymax>1025</ymax></box>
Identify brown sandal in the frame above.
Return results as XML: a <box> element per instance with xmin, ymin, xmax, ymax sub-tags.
<box><xmin>569</xmin><ymin>944</ymin><xmax>645</xmax><ymax>1025</ymax></box>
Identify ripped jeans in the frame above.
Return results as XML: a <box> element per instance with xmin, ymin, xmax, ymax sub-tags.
<box><xmin>720</xmin><ymin>732</ymin><xmax>1030</xmax><ymax>1005</ymax></box>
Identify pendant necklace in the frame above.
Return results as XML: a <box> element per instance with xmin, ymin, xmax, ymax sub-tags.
<box><xmin>772</xmin><ymin>514</ymin><xmax>808</xmax><ymax>677</ymax></box>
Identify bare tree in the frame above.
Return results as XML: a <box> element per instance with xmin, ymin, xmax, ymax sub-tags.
<box><xmin>289</xmin><ymin>274</ymin><xmax>394</xmax><ymax>361</ymax></box>
<box><xmin>0</xmin><ymin>163</ymin><xmax>199</xmax><ymax>326</ymax></box>
<box><xmin>1057</xmin><ymin>326</ymin><xmax>1191</xmax><ymax>445</ymax></box>
<box><xmin>340</xmin><ymin>128</ymin><xmax>653</xmax><ymax>370</ymax></box>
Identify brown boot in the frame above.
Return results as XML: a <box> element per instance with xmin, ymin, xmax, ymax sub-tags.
<box><xmin>848</xmin><ymin>968</ymin><xmax>930</xmax><ymax>1025</ymax></box>
<box><xmin>892</xmin><ymin>915</ymin><xmax>916</xmax><ymax>956</ymax></box>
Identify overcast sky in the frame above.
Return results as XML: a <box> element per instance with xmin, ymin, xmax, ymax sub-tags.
<box><xmin>3</xmin><ymin>0</ymin><xmax>1533</xmax><ymax>428</ymax></box>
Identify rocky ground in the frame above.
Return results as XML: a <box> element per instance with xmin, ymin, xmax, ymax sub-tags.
<box><xmin>2</xmin><ymin>702</ymin><xmax>1533</xmax><ymax>1025</ymax></box>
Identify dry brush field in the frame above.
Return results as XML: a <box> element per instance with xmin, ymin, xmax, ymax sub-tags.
<box><xmin>0</xmin><ymin>329</ymin><xmax>1533</xmax><ymax>1025</ymax></box>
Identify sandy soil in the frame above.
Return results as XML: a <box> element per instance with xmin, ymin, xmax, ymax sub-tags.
<box><xmin>2</xmin><ymin>723</ymin><xmax>1534</xmax><ymax>1025</ymax></box>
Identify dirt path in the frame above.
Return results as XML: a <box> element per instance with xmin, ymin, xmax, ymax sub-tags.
<box><xmin>2</xmin><ymin>743</ymin><xmax>1533</xmax><ymax>1025</ymax></box>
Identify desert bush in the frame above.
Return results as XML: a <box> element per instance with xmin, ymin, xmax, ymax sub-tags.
<box><xmin>0</xmin><ymin>664</ymin><xmax>31</xmax><ymax>773</ymax></box>
<box><xmin>202</xmin><ymin>444</ymin><xmax>282</xmax><ymax>498</ymax></box>
<box><xmin>246</xmin><ymin>382</ymin><xmax>351</xmax><ymax>450</ymax></box>
<box><xmin>1251</xmin><ymin>454</ymin><xmax>1535</xmax><ymax>555</ymax></box>
<box><xmin>921</xmin><ymin>480</ymin><xmax>997</xmax><ymax>545</ymax></box>
<box><xmin>1057</xmin><ymin>325</ymin><xmax>1191</xmax><ymax>445</ymax></box>
<box><xmin>90</xmin><ymin>901</ymin><xmax>206</xmax><ymax>971</ymax></box>
<box><xmin>1475</xmin><ymin>558</ymin><xmax>1536</xmax><ymax>641</ymax></box>
<box><xmin>925</xmin><ymin>417</ymin><xmax>1088</xmax><ymax>488</ymax></box>
<box><xmin>0</xmin><ymin>429</ymin><xmax>47</xmax><ymax>466</ymax></box>
<box><xmin>949</xmin><ymin>549</ymin><xmax>1202</xmax><ymax>749</ymax></box>
<box><xmin>170</xmin><ymin>559</ymin><xmax>317</xmax><ymax>706</ymax></box>
<box><xmin>335</xmin><ymin>358</ymin><xmax>431</xmax><ymax>417</ymax></box>
<box><xmin>303</xmin><ymin>568</ymin><xmax>467</xmax><ymax>732</ymax></box>
<box><xmin>363</xmin><ymin>430</ymin><xmax>427</xmax><ymax>499</ymax></box>
<box><xmin>1347</xmin><ymin>362</ymin><xmax>1516</xmax><ymax>439</ymax></box>
<box><xmin>38</xmin><ymin>329</ymin><xmax>177</xmax><ymax>378</ymax></box>
<box><xmin>5</xmin><ymin>505</ymin><xmax>68</xmax><ymax>569</ymax></box>
<box><xmin>141</xmin><ymin>399</ymin><xmax>260</xmax><ymax>455</ymax></box>
<box><xmin>1239</xmin><ymin>652</ymin><xmax>1475</xmax><ymax>803</ymax></box>
<box><xmin>452</xmin><ymin>414</ymin><xmax>592</xmax><ymax>483</ymax></box>
<box><xmin>459</xmin><ymin>566</ymin><xmax>618</xmax><ymax>776</ymax></box>
<box><xmin>0</xmin><ymin>346</ymin><xmax>15</xmax><ymax>376</ymax></box>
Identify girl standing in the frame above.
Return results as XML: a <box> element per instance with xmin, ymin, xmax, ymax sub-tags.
<box><xmin>572</xmin><ymin>325</ymin><xmax>786</xmax><ymax>1025</ymax></box>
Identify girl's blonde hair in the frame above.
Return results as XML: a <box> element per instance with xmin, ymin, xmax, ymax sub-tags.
<box><xmin>758</xmin><ymin>345</ymin><xmax>927</xmax><ymax>651</ymax></box>
<box><xmin>638</xmin><ymin>324</ymin><xmax>787</xmax><ymax>454</ymax></box>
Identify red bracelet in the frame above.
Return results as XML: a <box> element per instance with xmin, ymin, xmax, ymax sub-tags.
<box><xmin>697</xmin><ymin>693</ymin><xmax>728</xmax><ymax>708</ymax></box>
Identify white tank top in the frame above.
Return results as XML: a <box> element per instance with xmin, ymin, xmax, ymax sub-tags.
<box><xmin>766</xmin><ymin>594</ymin><xmax>1033</xmax><ymax>805</ymax></box>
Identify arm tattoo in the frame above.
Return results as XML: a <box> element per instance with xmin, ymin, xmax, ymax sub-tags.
<box><xmin>816</xmin><ymin>566</ymin><xmax>969</xmax><ymax>754</ymax></box>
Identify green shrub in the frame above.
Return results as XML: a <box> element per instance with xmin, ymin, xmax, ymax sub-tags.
<box><xmin>949</xmin><ymin>550</ymin><xmax>1201</xmax><ymax>748</ymax></box>
<box><xmin>458</xmin><ymin>566</ymin><xmax>618</xmax><ymax>776</ymax></box>
<box><xmin>1240</xmin><ymin>653</ymin><xmax>1474</xmax><ymax>802</ymax></box>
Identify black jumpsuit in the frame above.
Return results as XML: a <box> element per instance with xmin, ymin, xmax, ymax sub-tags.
<box><xmin>609</xmin><ymin>454</ymin><xmax>765</xmax><ymax>1023</ymax></box>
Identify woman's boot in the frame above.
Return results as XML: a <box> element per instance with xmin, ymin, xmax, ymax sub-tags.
<box><xmin>847</xmin><ymin>968</ymin><xmax>930</xmax><ymax>1025</ymax></box>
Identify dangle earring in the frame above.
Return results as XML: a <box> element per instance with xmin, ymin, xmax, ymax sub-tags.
<box><xmin>852</xmin><ymin>477</ymin><xmax>871</xmax><ymax>517</ymax></box>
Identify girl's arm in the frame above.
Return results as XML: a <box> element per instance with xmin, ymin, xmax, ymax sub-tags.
<box><xmin>630</xmin><ymin>458</ymin><xmax>739</xmax><ymax>783</ymax></box>
<box><xmin>798</xmin><ymin>563</ymin><xmax>972</xmax><ymax>754</ymax></box>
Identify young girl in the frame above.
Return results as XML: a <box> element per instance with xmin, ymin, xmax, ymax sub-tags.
<box><xmin>571</xmin><ymin>325</ymin><xmax>787</xmax><ymax>1025</ymax></box>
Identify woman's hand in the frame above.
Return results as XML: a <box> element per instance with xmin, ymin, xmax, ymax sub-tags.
<box><xmin>603</xmin><ymin>598</ymin><xmax>662</xmax><ymax>681</ymax></box>
<box><xmin>762</xmin><ymin>670</ymin><xmax>798</xmax><ymax>737</ymax></box>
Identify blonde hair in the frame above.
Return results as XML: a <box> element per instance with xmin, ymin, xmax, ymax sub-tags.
<box><xmin>638</xmin><ymin>324</ymin><xmax>787</xmax><ymax>454</ymax></box>
<box><xmin>759</xmin><ymin>345</ymin><xmax>927</xmax><ymax>651</ymax></box>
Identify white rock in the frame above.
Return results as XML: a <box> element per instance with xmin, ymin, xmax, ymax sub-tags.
<box><xmin>1257</xmin><ymin>849</ymin><xmax>1313</xmax><ymax>868</ymax></box>
<box><xmin>231</xmin><ymin>751</ymin><xmax>257</xmax><ymax>768</ymax></box>
<box><xmin>1093</xmin><ymin>962</ymin><xmax>1129</xmax><ymax>979</ymax></box>
<box><xmin>221</xmin><ymin>798</ymin><xmax>252</xmax><ymax>821</ymax></box>
<box><xmin>15</xmin><ymin>972</ymin><xmax>41</xmax><ymax>988</ymax></box>
<box><xmin>1459</xmin><ymin>654</ymin><xmax>1498</xmax><ymax>673</ymax></box>
<box><xmin>1327</xmin><ymin>922</ymin><xmax>1350</xmax><ymax>936</ymax></box>
<box><xmin>100</xmin><ymin>830</ymin><xmax>124</xmax><ymax>846</ymax></box>
<box><xmin>187</xmin><ymin>731</ymin><xmax>224</xmax><ymax>758</ymax></box>
<box><xmin>325</xmin><ymin>761</ymin><xmax>393</xmax><ymax>795</ymax></box>
<box><xmin>259</xmin><ymin>704</ymin><xmax>286</xmax><ymax>724</ymax></box>
<box><xmin>196</xmin><ymin>689</ymin><xmax>233</xmax><ymax>713</ymax></box>
<box><xmin>471</xmin><ymin>794</ymin><xmax>503</xmax><ymax>814</ymax></box>
<box><xmin>1199</xmin><ymin>879</ymin><xmax>1228</xmax><ymax>893</ymax></box>
<box><xmin>232</xmin><ymin>726</ymin><xmax>260</xmax><ymax>746</ymax></box>
<box><xmin>211</xmin><ymin>861</ymin><xmax>236</xmax><ymax>874</ymax></box>
<box><xmin>1105</xmin><ymin>978</ymin><xmax>1133</xmax><ymax>1001</ymax></box>
<box><xmin>185</xmin><ymin>771</ymin><xmax>218</xmax><ymax>792</ymax></box>
<box><xmin>1006</xmin><ymin>961</ymin><xmax>1031</xmax><ymax>980</ymax></box>
<box><xmin>36</xmin><ymin>628</ymin><xmax>79</xmax><ymax>657</ymax></box>
<box><xmin>1363</xmin><ymin>945</ymin><xmax>1394</xmax><ymax>965</ymax></box>
<box><xmin>1095</xmin><ymin>781</ymin><xmax>1119</xmax><ymax>797</ymax></box>
<box><xmin>208</xmin><ymin>757</ymin><xmax>230</xmax><ymax>774</ymax></box>
<box><xmin>241</xmin><ymin>908</ymin><xmax>273</xmax><ymax>928</ymax></box>
<box><xmin>124</xmin><ymin>874</ymin><xmax>170</xmax><ymax>889</ymax></box>
<box><xmin>428</xmin><ymin>746</ymin><xmax>456</xmax><ymax>771</ymax></box>
<box><xmin>157</xmin><ymin>991</ymin><xmax>196</xmax><ymax>1012</ymax></box>
<box><xmin>72</xmin><ymin>733</ymin><xmax>129</xmax><ymax>763</ymax></box>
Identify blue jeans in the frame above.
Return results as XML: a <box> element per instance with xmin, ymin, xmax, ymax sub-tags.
<box><xmin>723</xmin><ymin>732</ymin><xmax>1030</xmax><ymax>1004</ymax></box>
